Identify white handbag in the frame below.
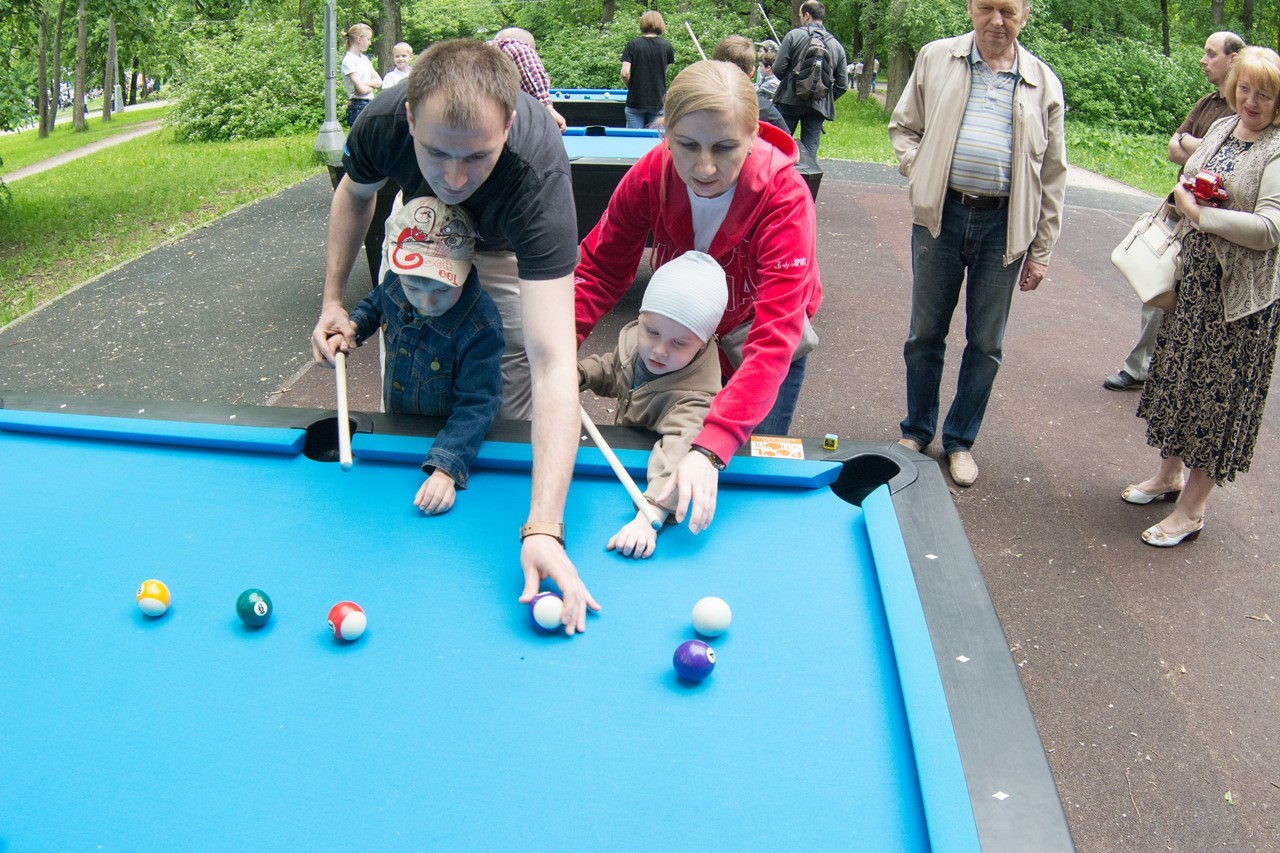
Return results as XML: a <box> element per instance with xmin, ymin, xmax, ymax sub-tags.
<box><xmin>1111</xmin><ymin>198</ymin><xmax>1184</xmax><ymax>313</ymax></box>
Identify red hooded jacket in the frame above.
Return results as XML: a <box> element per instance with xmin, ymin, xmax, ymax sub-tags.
<box><xmin>575</xmin><ymin>122</ymin><xmax>822</xmax><ymax>462</ymax></box>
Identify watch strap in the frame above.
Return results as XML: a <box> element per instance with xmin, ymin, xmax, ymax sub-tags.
<box><xmin>520</xmin><ymin>521</ymin><xmax>566</xmax><ymax>547</ymax></box>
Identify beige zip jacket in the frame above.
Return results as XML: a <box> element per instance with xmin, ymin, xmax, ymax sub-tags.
<box><xmin>888</xmin><ymin>32</ymin><xmax>1068</xmax><ymax>267</ymax></box>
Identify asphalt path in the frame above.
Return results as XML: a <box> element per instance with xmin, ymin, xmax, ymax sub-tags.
<box><xmin>1</xmin><ymin>160</ymin><xmax>1277</xmax><ymax>851</ymax></box>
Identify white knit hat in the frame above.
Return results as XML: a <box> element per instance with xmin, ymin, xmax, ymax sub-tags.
<box><xmin>641</xmin><ymin>251</ymin><xmax>728</xmax><ymax>343</ymax></box>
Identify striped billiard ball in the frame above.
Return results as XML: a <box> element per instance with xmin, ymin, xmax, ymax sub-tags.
<box><xmin>136</xmin><ymin>579</ymin><xmax>171</xmax><ymax>617</ymax></box>
<box><xmin>328</xmin><ymin>600</ymin><xmax>366</xmax><ymax>641</ymax></box>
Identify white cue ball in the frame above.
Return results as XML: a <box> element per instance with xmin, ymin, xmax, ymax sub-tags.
<box><xmin>691</xmin><ymin>596</ymin><xmax>732</xmax><ymax>637</ymax></box>
<box><xmin>531</xmin><ymin>592</ymin><xmax>565</xmax><ymax>631</ymax></box>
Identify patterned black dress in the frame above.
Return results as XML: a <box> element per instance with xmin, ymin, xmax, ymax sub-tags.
<box><xmin>1138</xmin><ymin>135</ymin><xmax>1280</xmax><ymax>484</ymax></box>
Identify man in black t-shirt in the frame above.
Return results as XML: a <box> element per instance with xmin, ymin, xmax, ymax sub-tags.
<box><xmin>310</xmin><ymin>39</ymin><xmax>598</xmax><ymax>635</ymax></box>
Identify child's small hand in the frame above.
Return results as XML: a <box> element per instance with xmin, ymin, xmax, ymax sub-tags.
<box><xmin>607</xmin><ymin>514</ymin><xmax>659</xmax><ymax>559</ymax></box>
<box><xmin>414</xmin><ymin>469</ymin><xmax>457</xmax><ymax>515</ymax></box>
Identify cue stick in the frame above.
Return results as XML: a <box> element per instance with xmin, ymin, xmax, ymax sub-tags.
<box><xmin>335</xmin><ymin>350</ymin><xmax>354</xmax><ymax>471</ymax></box>
<box><xmin>579</xmin><ymin>404</ymin><xmax>664</xmax><ymax>530</ymax></box>
<box><xmin>684</xmin><ymin>21</ymin><xmax>707</xmax><ymax>61</ymax></box>
<box><xmin>758</xmin><ymin>4</ymin><xmax>781</xmax><ymax>44</ymax></box>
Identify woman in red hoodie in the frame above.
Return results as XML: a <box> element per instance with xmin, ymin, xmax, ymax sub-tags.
<box><xmin>576</xmin><ymin>60</ymin><xmax>822</xmax><ymax>535</ymax></box>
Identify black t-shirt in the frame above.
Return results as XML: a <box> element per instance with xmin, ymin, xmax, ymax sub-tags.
<box><xmin>622</xmin><ymin>36</ymin><xmax>674</xmax><ymax>110</ymax></box>
<box><xmin>343</xmin><ymin>89</ymin><xmax>578</xmax><ymax>281</ymax></box>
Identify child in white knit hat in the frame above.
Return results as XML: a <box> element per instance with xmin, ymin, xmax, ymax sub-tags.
<box><xmin>578</xmin><ymin>251</ymin><xmax>728</xmax><ymax>558</ymax></box>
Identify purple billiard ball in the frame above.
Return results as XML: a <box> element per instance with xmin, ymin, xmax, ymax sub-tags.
<box><xmin>529</xmin><ymin>591</ymin><xmax>564</xmax><ymax>631</ymax></box>
<box><xmin>673</xmin><ymin>639</ymin><xmax>716</xmax><ymax>682</ymax></box>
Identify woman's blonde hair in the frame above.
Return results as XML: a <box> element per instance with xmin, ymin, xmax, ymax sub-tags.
<box><xmin>664</xmin><ymin>61</ymin><xmax>759</xmax><ymax>137</ymax></box>
<box><xmin>1226</xmin><ymin>46</ymin><xmax>1280</xmax><ymax>125</ymax></box>
<box><xmin>343</xmin><ymin>23</ymin><xmax>372</xmax><ymax>50</ymax></box>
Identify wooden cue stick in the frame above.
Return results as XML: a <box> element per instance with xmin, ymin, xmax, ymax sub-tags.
<box><xmin>335</xmin><ymin>351</ymin><xmax>354</xmax><ymax>471</ymax></box>
<box><xmin>758</xmin><ymin>4</ymin><xmax>781</xmax><ymax>44</ymax></box>
<box><xmin>579</xmin><ymin>405</ymin><xmax>664</xmax><ymax>530</ymax></box>
<box><xmin>684</xmin><ymin>21</ymin><xmax>707</xmax><ymax>61</ymax></box>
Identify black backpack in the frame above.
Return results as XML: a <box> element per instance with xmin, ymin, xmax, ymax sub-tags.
<box><xmin>792</xmin><ymin>27</ymin><xmax>834</xmax><ymax>102</ymax></box>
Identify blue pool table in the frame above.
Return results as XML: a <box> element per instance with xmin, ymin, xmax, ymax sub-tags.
<box><xmin>0</xmin><ymin>394</ymin><xmax>1072</xmax><ymax>851</ymax></box>
<box><xmin>550</xmin><ymin>88</ymin><xmax>629</xmax><ymax>128</ymax></box>
<box><xmin>562</xmin><ymin>127</ymin><xmax>664</xmax><ymax>240</ymax></box>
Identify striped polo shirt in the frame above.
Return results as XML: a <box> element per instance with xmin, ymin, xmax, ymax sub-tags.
<box><xmin>948</xmin><ymin>43</ymin><xmax>1020</xmax><ymax>198</ymax></box>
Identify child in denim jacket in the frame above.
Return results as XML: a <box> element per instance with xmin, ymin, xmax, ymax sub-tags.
<box><xmin>336</xmin><ymin>196</ymin><xmax>504</xmax><ymax>514</ymax></box>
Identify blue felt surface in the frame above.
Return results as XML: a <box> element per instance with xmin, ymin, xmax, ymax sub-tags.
<box><xmin>0</xmin><ymin>422</ymin><xmax>963</xmax><ymax>850</ymax></box>
<box><xmin>562</xmin><ymin>132</ymin><xmax>663</xmax><ymax>161</ymax></box>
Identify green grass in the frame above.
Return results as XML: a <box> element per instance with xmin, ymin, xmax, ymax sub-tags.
<box><xmin>0</xmin><ymin>128</ymin><xmax>323</xmax><ymax>326</ymax></box>
<box><xmin>821</xmin><ymin>94</ymin><xmax>898</xmax><ymax>165</ymax></box>
<box><xmin>820</xmin><ymin>94</ymin><xmax>1175</xmax><ymax>195</ymax></box>
<box><xmin>0</xmin><ymin>105</ymin><xmax>173</xmax><ymax>174</ymax></box>
<box><xmin>1064</xmin><ymin>118</ymin><xmax>1174</xmax><ymax>196</ymax></box>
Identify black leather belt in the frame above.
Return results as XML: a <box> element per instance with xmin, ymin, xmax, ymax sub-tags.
<box><xmin>947</xmin><ymin>189</ymin><xmax>1008</xmax><ymax>210</ymax></box>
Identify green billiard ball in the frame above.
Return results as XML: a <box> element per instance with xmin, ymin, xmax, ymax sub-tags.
<box><xmin>236</xmin><ymin>588</ymin><xmax>273</xmax><ymax>629</ymax></box>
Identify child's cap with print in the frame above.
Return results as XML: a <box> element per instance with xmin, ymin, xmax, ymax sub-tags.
<box><xmin>641</xmin><ymin>251</ymin><xmax>728</xmax><ymax>343</ymax></box>
<box><xmin>383</xmin><ymin>196</ymin><xmax>477</xmax><ymax>287</ymax></box>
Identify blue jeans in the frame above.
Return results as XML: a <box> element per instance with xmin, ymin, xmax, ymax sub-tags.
<box><xmin>624</xmin><ymin>107</ymin><xmax>662</xmax><ymax>129</ymax></box>
<box><xmin>754</xmin><ymin>354</ymin><xmax>809</xmax><ymax>435</ymax></box>
<box><xmin>901</xmin><ymin>200</ymin><xmax>1019</xmax><ymax>453</ymax></box>
<box><xmin>345</xmin><ymin>98</ymin><xmax>371</xmax><ymax>127</ymax></box>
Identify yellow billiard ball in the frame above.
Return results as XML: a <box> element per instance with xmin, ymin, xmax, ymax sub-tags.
<box><xmin>136</xmin><ymin>579</ymin><xmax>171</xmax><ymax>617</ymax></box>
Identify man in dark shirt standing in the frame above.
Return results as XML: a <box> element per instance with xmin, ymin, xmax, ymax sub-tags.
<box><xmin>310</xmin><ymin>40</ymin><xmax>597</xmax><ymax>635</ymax></box>
<box><xmin>1103</xmin><ymin>31</ymin><xmax>1245</xmax><ymax>391</ymax></box>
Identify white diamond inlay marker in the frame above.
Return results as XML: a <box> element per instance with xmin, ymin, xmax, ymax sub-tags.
<box><xmin>925</xmin><ymin>553</ymin><xmax>938</xmax><ymax>560</ymax></box>
<box><xmin>993</xmin><ymin>791</ymin><xmax>1009</xmax><ymax>801</ymax></box>
<box><xmin>956</xmin><ymin>655</ymin><xmax>970</xmax><ymax>663</ymax></box>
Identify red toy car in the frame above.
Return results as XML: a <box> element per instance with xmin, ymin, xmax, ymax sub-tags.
<box><xmin>1183</xmin><ymin>169</ymin><xmax>1229</xmax><ymax>205</ymax></box>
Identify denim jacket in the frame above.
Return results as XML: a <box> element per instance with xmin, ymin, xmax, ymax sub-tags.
<box><xmin>350</xmin><ymin>269</ymin><xmax>504</xmax><ymax>487</ymax></box>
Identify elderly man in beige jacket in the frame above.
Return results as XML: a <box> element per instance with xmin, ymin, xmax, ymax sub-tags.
<box><xmin>888</xmin><ymin>0</ymin><xmax>1067</xmax><ymax>486</ymax></box>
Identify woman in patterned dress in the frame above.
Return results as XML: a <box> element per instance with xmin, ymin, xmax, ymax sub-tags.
<box><xmin>1125</xmin><ymin>46</ymin><xmax>1280</xmax><ymax>546</ymax></box>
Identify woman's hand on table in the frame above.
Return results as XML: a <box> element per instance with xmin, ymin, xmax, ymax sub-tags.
<box><xmin>607</xmin><ymin>512</ymin><xmax>661</xmax><ymax>559</ymax></box>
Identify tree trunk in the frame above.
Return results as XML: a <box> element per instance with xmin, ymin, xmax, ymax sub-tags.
<box><xmin>1161</xmin><ymin>1</ymin><xmax>1170</xmax><ymax>56</ymax></box>
<box><xmin>790</xmin><ymin>0</ymin><xmax>803</xmax><ymax>27</ymax></box>
<box><xmin>377</xmin><ymin>0</ymin><xmax>399</xmax><ymax>76</ymax></box>
<box><xmin>129</xmin><ymin>56</ymin><xmax>139</xmax><ymax>105</ymax></box>
<box><xmin>72</xmin><ymin>0</ymin><xmax>86</xmax><ymax>131</ymax></box>
<box><xmin>883</xmin><ymin>45</ymin><xmax>911</xmax><ymax>116</ymax></box>
<box><xmin>602</xmin><ymin>0</ymin><xmax>615</xmax><ymax>25</ymax></box>
<box><xmin>38</xmin><ymin>10</ymin><xmax>50</xmax><ymax>138</ymax></box>
<box><xmin>46</xmin><ymin>0</ymin><xmax>66</xmax><ymax>135</ymax></box>
<box><xmin>1243</xmin><ymin>0</ymin><xmax>1254</xmax><ymax>32</ymax></box>
<box><xmin>103</xmin><ymin>15</ymin><xmax>116</xmax><ymax>122</ymax></box>
<box><xmin>857</xmin><ymin>40</ymin><xmax>876</xmax><ymax>100</ymax></box>
<box><xmin>298</xmin><ymin>0</ymin><xmax>314</xmax><ymax>37</ymax></box>
<box><xmin>1212</xmin><ymin>0</ymin><xmax>1223</xmax><ymax>26</ymax></box>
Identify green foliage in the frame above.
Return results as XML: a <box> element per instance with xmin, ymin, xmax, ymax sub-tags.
<box><xmin>167</xmin><ymin>19</ymin><xmax>326</xmax><ymax>142</ymax></box>
<box><xmin>536</xmin><ymin>5</ymin><xmax>774</xmax><ymax>90</ymax></box>
<box><xmin>876</xmin><ymin>0</ymin><xmax>970</xmax><ymax>53</ymax></box>
<box><xmin>1022</xmin><ymin>29</ymin><xmax>1205</xmax><ymax>135</ymax></box>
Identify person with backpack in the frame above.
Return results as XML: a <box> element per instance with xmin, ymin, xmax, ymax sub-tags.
<box><xmin>771</xmin><ymin>0</ymin><xmax>848</xmax><ymax>171</ymax></box>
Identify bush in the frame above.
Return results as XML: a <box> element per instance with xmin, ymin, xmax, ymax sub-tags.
<box><xmin>1021</xmin><ymin>29</ymin><xmax>1205</xmax><ymax>135</ymax></box>
<box><xmin>167</xmin><ymin>20</ymin><xmax>327</xmax><ymax>142</ymax></box>
<box><xmin>537</xmin><ymin>9</ymin><xmax>762</xmax><ymax>89</ymax></box>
